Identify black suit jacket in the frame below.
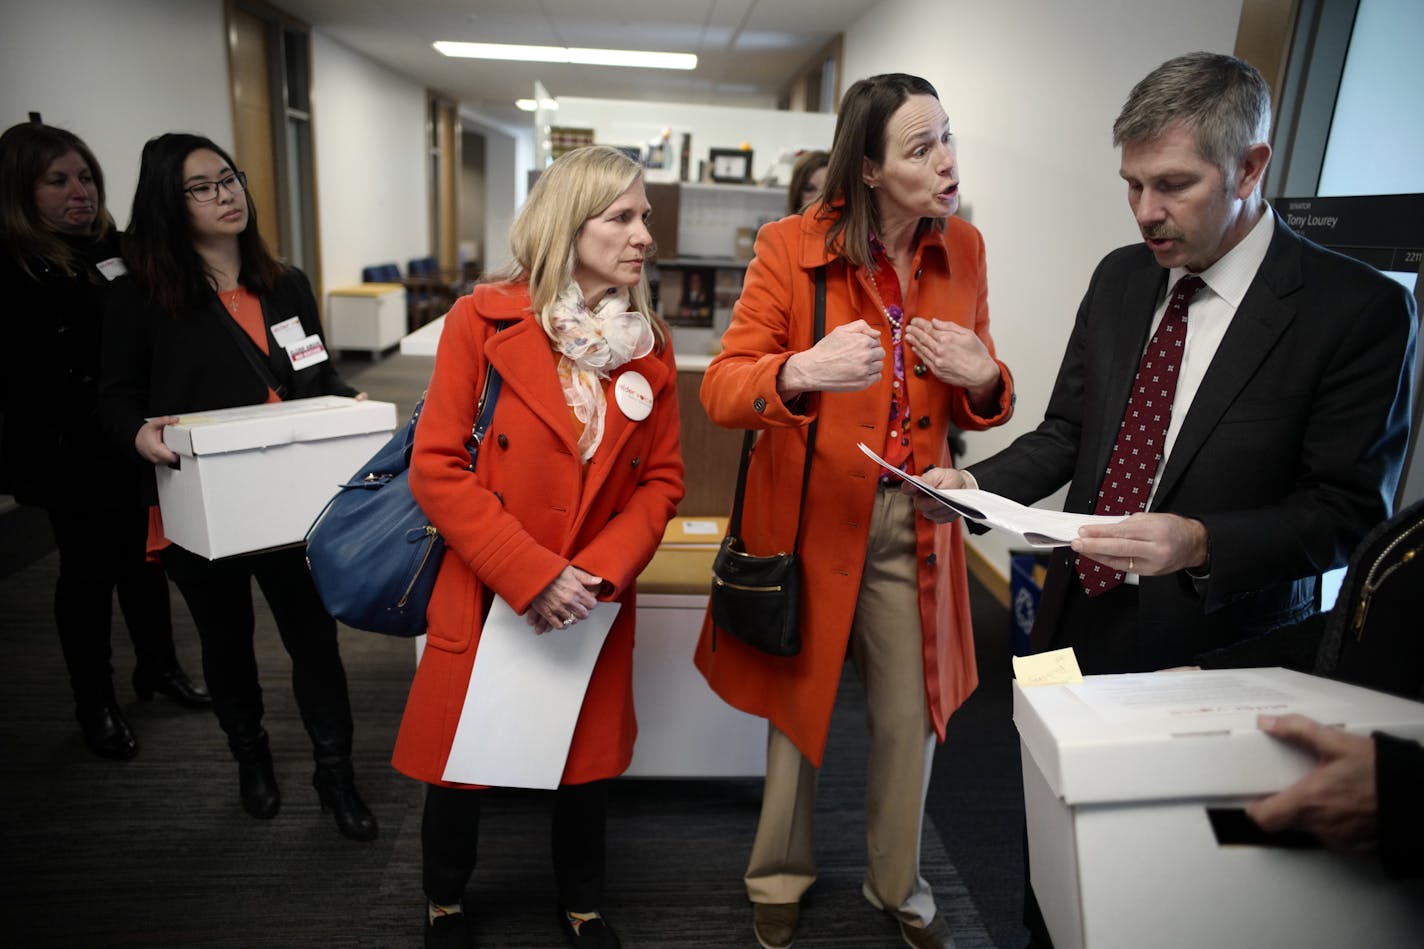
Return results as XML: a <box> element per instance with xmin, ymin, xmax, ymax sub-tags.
<box><xmin>971</xmin><ymin>212</ymin><xmax>1417</xmax><ymax>668</ymax></box>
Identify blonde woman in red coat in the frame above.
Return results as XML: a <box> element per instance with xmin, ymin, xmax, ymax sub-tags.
<box><xmin>392</xmin><ymin>145</ymin><xmax>684</xmax><ymax>949</ymax></box>
<box><xmin>695</xmin><ymin>75</ymin><xmax>1015</xmax><ymax>949</ymax></box>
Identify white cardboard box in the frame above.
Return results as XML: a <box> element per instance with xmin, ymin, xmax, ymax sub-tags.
<box><xmin>1015</xmin><ymin>668</ymin><xmax>1424</xmax><ymax>949</ymax></box>
<box><xmin>157</xmin><ymin>396</ymin><xmax>397</xmax><ymax>559</ymax></box>
<box><xmin>624</xmin><ymin>592</ymin><xmax>766</xmax><ymax>778</ymax></box>
<box><xmin>327</xmin><ymin>283</ymin><xmax>405</xmax><ymax>352</ymax></box>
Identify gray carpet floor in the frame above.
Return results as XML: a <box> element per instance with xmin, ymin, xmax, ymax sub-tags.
<box><xmin>0</xmin><ymin>352</ymin><xmax>1024</xmax><ymax>948</ymax></box>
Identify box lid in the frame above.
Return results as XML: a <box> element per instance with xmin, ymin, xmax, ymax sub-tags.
<box><xmin>162</xmin><ymin>396</ymin><xmax>397</xmax><ymax>457</ymax></box>
<box><xmin>1014</xmin><ymin>667</ymin><xmax>1424</xmax><ymax>804</ymax></box>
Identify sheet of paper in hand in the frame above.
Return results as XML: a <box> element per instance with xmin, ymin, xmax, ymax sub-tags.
<box><xmin>856</xmin><ymin>443</ymin><xmax>1125</xmax><ymax>546</ymax></box>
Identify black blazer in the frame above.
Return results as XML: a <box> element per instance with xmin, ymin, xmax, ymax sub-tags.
<box><xmin>99</xmin><ymin>267</ymin><xmax>356</xmax><ymax>501</ymax></box>
<box><xmin>0</xmin><ymin>232</ymin><xmax>144</xmax><ymax>508</ymax></box>
<box><xmin>971</xmin><ymin>212</ymin><xmax>1417</xmax><ymax>668</ymax></box>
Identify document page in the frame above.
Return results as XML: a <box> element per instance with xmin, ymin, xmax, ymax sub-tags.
<box><xmin>1067</xmin><ymin>670</ymin><xmax>1356</xmax><ymax>729</ymax></box>
<box><xmin>442</xmin><ymin>596</ymin><xmax>621</xmax><ymax>789</ymax></box>
<box><xmin>857</xmin><ymin>443</ymin><xmax>1124</xmax><ymax>546</ymax></box>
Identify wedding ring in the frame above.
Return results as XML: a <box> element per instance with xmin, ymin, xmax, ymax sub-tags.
<box><xmin>1128</xmin><ymin>557</ymin><xmax>1135</xmax><ymax>572</ymax></box>
<box><xmin>562</xmin><ymin>617</ymin><xmax>575</xmax><ymax>628</ymax></box>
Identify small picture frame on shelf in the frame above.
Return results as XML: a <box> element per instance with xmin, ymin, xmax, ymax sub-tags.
<box><xmin>661</xmin><ymin>266</ymin><xmax>715</xmax><ymax>327</ymax></box>
<box><xmin>709</xmin><ymin>148</ymin><xmax>753</xmax><ymax>184</ymax></box>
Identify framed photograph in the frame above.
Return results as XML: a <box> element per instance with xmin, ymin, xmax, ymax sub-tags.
<box><xmin>709</xmin><ymin>148</ymin><xmax>753</xmax><ymax>184</ymax></box>
<box><xmin>659</xmin><ymin>266</ymin><xmax>715</xmax><ymax>327</ymax></box>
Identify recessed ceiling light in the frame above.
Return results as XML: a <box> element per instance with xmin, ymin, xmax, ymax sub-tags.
<box><xmin>515</xmin><ymin>98</ymin><xmax>560</xmax><ymax>112</ymax></box>
<box><xmin>434</xmin><ymin>41</ymin><xmax>696</xmax><ymax>71</ymax></box>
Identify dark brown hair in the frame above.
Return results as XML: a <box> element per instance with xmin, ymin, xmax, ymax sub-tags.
<box><xmin>786</xmin><ymin>149</ymin><xmax>829</xmax><ymax>215</ymax></box>
<box><xmin>0</xmin><ymin>121</ymin><xmax>115</xmax><ymax>278</ymax></box>
<box><xmin>821</xmin><ymin>73</ymin><xmax>944</xmax><ymax>271</ymax></box>
<box><xmin>124</xmin><ymin>132</ymin><xmax>283</xmax><ymax>316</ymax></box>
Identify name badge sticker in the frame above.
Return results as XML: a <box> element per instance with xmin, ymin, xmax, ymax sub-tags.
<box><xmin>286</xmin><ymin>334</ymin><xmax>329</xmax><ymax>371</ymax></box>
<box><xmin>271</xmin><ymin>316</ymin><xmax>306</xmax><ymax>348</ymax></box>
<box><xmin>614</xmin><ymin>370</ymin><xmax>653</xmax><ymax>421</ymax></box>
<box><xmin>95</xmin><ymin>257</ymin><xmax>127</xmax><ymax>281</ymax></box>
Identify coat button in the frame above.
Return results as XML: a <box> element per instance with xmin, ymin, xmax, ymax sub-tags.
<box><xmin>926</xmin><ymin>552</ymin><xmax>938</xmax><ymax>566</ymax></box>
<box><xmin>497</xmin><ymin>434</ymin><xmax>509</xmax><ymax>449</ymax></box>
<box><xmin>917</xmin><ymin>416</ymin><xmax>930</xmax><ymax>429</ymax></box>
<box><xmin>753</xmin><ymin>396</ymin><xmax>767</xmax><ymax>413</ymax></box>
<box><xmin>630</xmin><ymin>456</ymin><xmax>641</xmax><ymax>468</ymax></box>
<box><xmin>913</xmin><ymin>363</ymin><xmax>927</xmax><ymax>377</ymax></box>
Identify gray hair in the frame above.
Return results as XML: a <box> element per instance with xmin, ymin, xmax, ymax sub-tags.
<box><xmin>1112</xmin><ymin>52</ymin><xmax>1272</xmax><ymax>174</ymax></box>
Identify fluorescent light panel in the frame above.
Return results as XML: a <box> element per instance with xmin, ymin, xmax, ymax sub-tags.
<box><xmin>434</xmin><ymin>41</ymin><xmax>695</xmax><ymax>71</ymax></box>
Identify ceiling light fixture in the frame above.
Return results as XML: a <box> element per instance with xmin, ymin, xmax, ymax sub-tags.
<box><xmin>433</xmin><ymin>41</ymin><xmax>696</xmax><ymax>71</ymax></box>
<box><xmin>515</xmin><ymin>98</ymin><xmax>560</xmax><ymax>112</ymax></box>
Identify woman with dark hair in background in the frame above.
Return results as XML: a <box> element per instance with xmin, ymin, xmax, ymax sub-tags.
<box><xmin>0</xmin><ymin>120</ymin><xmax>204</xmax><ymax>762</ymax></box>
<box><xmin>99</xmin><ymin>132</ymin><xmax>376</xmax><ymax>840</ymax></box>
<box><xmin>785</xmin><ymin>149</ymin><xmax>829</xmax><ymax>216</ymax></box>
<box><xmin>695</xmin><ymin>75</ymin><xmax>1015</xmax><ymax>949</ymax></box>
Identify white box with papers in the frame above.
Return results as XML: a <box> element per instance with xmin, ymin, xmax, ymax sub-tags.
<box><xmin>157</xmin><ymin>396</ymin><xmax>397</xmax><ymax>559</ymax></box>
<box><xmin>1015</xmin><ymin>668</ymin><xmax>1424</xmax><ymax>949</ymax></box>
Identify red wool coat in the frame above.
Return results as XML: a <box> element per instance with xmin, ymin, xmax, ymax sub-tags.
<box><xmin>391</xmin><ymin>284</ymin><xmax>684</xmax><ymax>786</ymax></box>
<box><xmin>694</xmin><ymin>211</ymin><xmax>1015</xmax><ymax>767</ymax></box>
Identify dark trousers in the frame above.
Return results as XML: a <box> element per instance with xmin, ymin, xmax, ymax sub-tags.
<box><xmin>47</xmin><ymin>501</ymin><xmax>177</xmax><ymax>706</ymax></box>
<box><xmin>163</xmin><ymin>544</ymin><xmax>354</xmax><ymax>759</ymax></box>
<box><xmin>422</xmin><ymin>781</ymin><xmax>610</xmax><ymax>912</ymax></box>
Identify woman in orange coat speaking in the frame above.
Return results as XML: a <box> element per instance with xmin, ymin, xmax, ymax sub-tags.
<box><xmin>392</xmin><ymin>145</ymin><xmax>684</xmax><ymax>949</ymax></box>
<box><xmin>694</xmin><ymin>74</ymin><xmax>1015</xmax><ymax>949</ymax></box>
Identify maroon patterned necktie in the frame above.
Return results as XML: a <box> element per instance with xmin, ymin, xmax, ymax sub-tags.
<box><xmin>1077</xmin><ymin>274</ymin><xmax>1205</xmax><ymax>596</ymax></box>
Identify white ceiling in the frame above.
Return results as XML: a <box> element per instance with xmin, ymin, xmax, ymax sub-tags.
<box><xmin>277</xmin><ymin>0</ymin><xmax>880</xmax><ymax>126</ymax></box>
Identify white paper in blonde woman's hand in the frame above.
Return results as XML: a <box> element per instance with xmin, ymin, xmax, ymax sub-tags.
<box><xmin>442</xmin><ymin>596</ymin><xmax>620</xmax><ymax>789</ymax></box>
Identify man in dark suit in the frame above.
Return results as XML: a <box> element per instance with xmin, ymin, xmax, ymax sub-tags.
<box><xmin>921</xmin><ymin>51</ymin><xmax>1416</xmax><ymax>675</ymax></box>
<box><xmin>920</xmin><ymin>51</ymin><xmax>1417</xmax><ymax>949</ymax></box>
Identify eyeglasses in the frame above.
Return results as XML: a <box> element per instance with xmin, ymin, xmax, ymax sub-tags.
<box><xmin>183</xmin><ymin>171</ymin><xmax>247</xmax><ymax>203</ymax></box>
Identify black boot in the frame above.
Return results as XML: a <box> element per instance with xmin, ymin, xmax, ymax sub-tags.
<box><xmin>75</xmin><ymin>700</ymin><xmax>138</xmax><ymax>760</ymax></box>
<box><xmin>231</xmin><ymin>729</ymin><xmax>281</xmax><ymax>819</ymax></box>
<box><xmin>133</xmin><ymin>664</ymin><xmax>211</xmax><ymax>709</ymax></box>
<box><xmin>313</xmin><ymin>758</ymin><xmax>378</xmax><ymax>841</ymax></box>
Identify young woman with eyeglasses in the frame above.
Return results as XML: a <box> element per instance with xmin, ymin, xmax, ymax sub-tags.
<box><xmin>0</xmin><ymin>121</ymin><xmax>205</xmax><ymax>763</ymax></box>
<box><xmin>99</xmin><ymin>133</ymin><xmax>377</xmax><ymax>841</ymax></box>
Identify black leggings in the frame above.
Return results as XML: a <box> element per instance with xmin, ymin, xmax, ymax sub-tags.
<box><xmin>422</xmin><ymin>780</ymin><xmax>609</xmax><ymax>912</ymax></box>
<box><xmin>163</xmin><ymin>543</ymin><xmax>353</xmax><ymax>757</ymax></box>
<box><xmin>47</xmin><ymin>501</ymin><xmax>176</xmax><ymax>705</ymax></box>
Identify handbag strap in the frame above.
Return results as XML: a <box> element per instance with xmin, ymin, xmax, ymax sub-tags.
<box><xmin>463</xmin><ymin>319</ymin><xmax>510</xmax><ymax>470</ymax></box>
<box><xmin>215</xmin><ymin>294</ymin><xmax>289</xmax><ymax>400</ymax></box>
<box><xmin>726</xmin><ymin>266</ymin><xmax>826</xmax><ymax>553</ymax></box>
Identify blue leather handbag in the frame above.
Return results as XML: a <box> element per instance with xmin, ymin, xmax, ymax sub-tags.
<box><xmin>305</xmin><ymin>361</ymin><xmax>502</xmax><ymax>637</ymax></box>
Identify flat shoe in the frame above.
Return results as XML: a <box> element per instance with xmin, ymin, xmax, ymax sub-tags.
<box><xmin>752</xmin><ymin>901</ymin><xmax>799</xmax><ymax>949</ymax></box>
<box><xmin>425</xmin><ymin>911</ymin><xmax>470</xmax><ymax>949</ymax></box>
<box><xmin>558</xmin><ymin>908</ymin><xmax>621</xmax><ymax>949</ymax></box>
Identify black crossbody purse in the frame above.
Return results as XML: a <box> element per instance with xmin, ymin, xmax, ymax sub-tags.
<box><xmin>709</xmin><ymin>266</ymin><xmax>826</xmax><ymax>656</ymax></box>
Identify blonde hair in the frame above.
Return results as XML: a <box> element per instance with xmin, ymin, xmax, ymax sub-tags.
<box><xmin>498</xmin><ymin>145</ymin><xmax>665</xmax><ymax>348</ymax></box>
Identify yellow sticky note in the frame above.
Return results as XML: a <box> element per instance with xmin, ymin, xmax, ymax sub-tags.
<box><xmin>1012</xmin><ymin>647</ymin><xmax>1084</xmax><ymax>686</ymax></box>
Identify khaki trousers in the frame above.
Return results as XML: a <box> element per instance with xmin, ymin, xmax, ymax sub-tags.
<box><xmin>744</xmin><ymin>488</ymin><xmax>938</xmax><ymax>926</ymax></box>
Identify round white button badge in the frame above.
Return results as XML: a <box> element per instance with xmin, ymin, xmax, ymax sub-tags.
<box><xmin>614</xmin><ymin>371</ymin><xmax>653</xmax><ymax>421</ymax></box>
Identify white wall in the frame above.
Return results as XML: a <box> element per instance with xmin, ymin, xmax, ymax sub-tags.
<box><xmin>843</xmin><ymin>0</ymin><xmax>1244</xmax><ymax>572</ymax></box>
<box><xmin>553</xmin><ymin>97</ymin><xmax>838</xmax><ymax>185</ymax></box>
<box><xmin>310</xmin><ymin>33</ymin><xmax>430</xmax><ymax>290</ymax></box>
<box><xmin>0</xmin><ymin>0</ymin><xmax>232</xmax><ymax>226</ymax></box>
<box><xmin>459</xmin><ymin>107</ymin><xmax>530</xmax><ymax>278</ymax></box>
